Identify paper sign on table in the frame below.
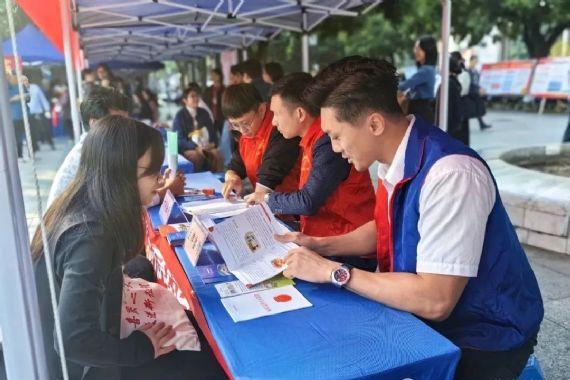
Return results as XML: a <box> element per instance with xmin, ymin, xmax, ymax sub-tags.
<box><xmin>183</xmin><ymin>216</ymin><xmax>209</xmax><ymax>265</ymax></box>
<box><xmin>215</xmin><ymin>276</ymin><xmax>295</xmax><ymax>298</ymax></box>
<box><xmin>221</xmin><ymin>285</ymin><xmax>312</xmax><ymax>322</ymax></box>
<box><xmin>159</xmin><ymin>190</ymin><xmax>177</xmax><ymax>225</ymax></box>
<box><xmin>210</xmin><ymin>203</ymin><xmax>298</xmax><ymax>286</ymax></box>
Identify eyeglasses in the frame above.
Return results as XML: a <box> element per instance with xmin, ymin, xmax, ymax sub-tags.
<box><xmin>137</xmin><ymin>166</ymin><xmax>165</xmax><ymax>186</ymax></box>
<box><xmin>229</xmin><ymin>113</ymin><xmax>257</xmax><ymax>131</ymax></box>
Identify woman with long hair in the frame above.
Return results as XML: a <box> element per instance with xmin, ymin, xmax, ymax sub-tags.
<box><xmin>32</xmin><ymin>116</ymin><xmax>225</xmax><ymax>380</ymax></box>
<box><xmin>398</xmin><ymin>35</ymin><xmax>438</xmax><ymax>124</ymax></box>
<box><xmin>141</xmin><ymin>88</ymin><xmax>160</xmax><ymax>124</ymax></box>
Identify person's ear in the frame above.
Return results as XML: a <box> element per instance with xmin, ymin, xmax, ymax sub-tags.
<box><xmin>296</xmin><ymin>107</ymin><xmax>306</xmax><ymax>123</ymax></box>
<box><xmin>368</xmin><ymin>112</ymin><xmax>385</xmax><ymax>137</ymax></box>
<box><xmin>89</xmin><ymin>117</ymin><xmax>98</xmax><ymax>127</ymax></box>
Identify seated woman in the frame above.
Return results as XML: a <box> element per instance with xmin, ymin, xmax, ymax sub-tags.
<box><xmin>32</xmin><ymin>116</ymin><xmax>226</xmax><ymax>380</ymax></box>
<box><xmin>173</xmin><ymin>83</ymin><xmax>223</xmax><ymax>172</ymax></box>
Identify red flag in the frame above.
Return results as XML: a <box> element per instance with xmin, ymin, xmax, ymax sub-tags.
<box><xmin>16</xmin><ymin>0</ymin><xmax>82</xmax><ymax>68</ymax></box>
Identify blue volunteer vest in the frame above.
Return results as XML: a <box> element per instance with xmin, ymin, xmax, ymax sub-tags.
<box><xmin>390</xmin><ymin>116</ymin><xmax>543</xmax><ymax>350</ymax></box>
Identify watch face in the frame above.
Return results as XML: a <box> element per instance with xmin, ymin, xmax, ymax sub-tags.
<box><xmin>333</xmin><ymin>267</ymin><xmax>349</xmax><ymax>284</ymax></box>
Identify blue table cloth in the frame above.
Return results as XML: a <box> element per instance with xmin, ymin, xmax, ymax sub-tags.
<box><xmin>149</xmin><ymin>172</ymin><xmax>461</xmax><ymax>380</ymax></box>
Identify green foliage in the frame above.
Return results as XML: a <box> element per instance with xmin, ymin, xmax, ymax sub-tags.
<box><xmin>258</xmin><ymin>0</ymin><xmax>570</xmax><ymax>68</ymax></box>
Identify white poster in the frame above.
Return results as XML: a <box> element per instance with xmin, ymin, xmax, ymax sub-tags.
<box><xmin>529</xmin><ymin>57</ymin><xmax>570</xmax><ymax>99</ymax></box>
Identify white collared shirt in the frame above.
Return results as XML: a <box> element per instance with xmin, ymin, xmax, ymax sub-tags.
<box><xmin>377</xmin><ymin>117</ymin><xmax>496</xmax><ymax>277</ymax></box>
<box><xmin>47</xmin><ymin>133</ymin><xmax>88</xmax><ymax>208</ymax></box>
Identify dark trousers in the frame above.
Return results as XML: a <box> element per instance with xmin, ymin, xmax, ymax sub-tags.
<box><xmin>454</xmin><ymin>335</ymin><xmax>537</xmax><ymax>380</ymax></box>
<box><xmin>14</xmin><ymin>119</ymin><xmax>25</xmax><ymax>158</ymax></box>
<box><xmin>448</xmin><ymin>119</ymin><xmax>470</xmax><ymax>146</ymax></box>
<box><xmin>563</xmin><ymin>108</ymin><xmax>570</xmax><ymax>143</ymax></box>
<box><xmin>121</xmin><ymin>313</ymin><xmax>227</xmax><ymax>380</ymax></box>
<box><xmin>122</xmin><ymin>256</ymin><xmax>228</xmax><ymax>380</ymax></box>
<box><xmin>31</xmin><ymin>114</ymin><xmax>54</xmax><ymax>146</ymax></box>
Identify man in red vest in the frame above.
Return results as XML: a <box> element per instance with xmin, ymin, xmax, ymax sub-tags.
<box><xmin>245</xmin><ymin>73</ymin><xmax>376</xmax><ymax>241</ymax></box>
<box><xmin>221</xmin><ymin>84</ymin><xmax>300</xmax><ymax>199</ymax></box>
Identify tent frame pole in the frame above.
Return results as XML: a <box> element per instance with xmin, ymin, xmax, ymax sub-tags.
<box><xmin>0</xmin><ymin>45</ymin><xmax>49</xmax><ymax>380</ymax></box>
<box><xmin>438</xmin><ymin>0</ymin><xmax>451</xmax><ymax>132</ymax></box>
<box><xmin>60</xmin><ymin>0</ymin><xmax>82</xmax><ymax>143</ymax></box>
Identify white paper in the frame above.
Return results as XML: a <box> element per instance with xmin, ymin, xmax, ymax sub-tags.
<box><xmin>221</xmin><ymin>286</ymin><xmax>312</xmax><ymax>322</ymax></box>
<box><xmin>210</xmin><ymin>203</ymin><xmax>297</xmax><ymax>286</ymax></box>
<box><xmin>181</xmin><ymin>197</ymin><xmax>247</xmax><ymax>217</ymax></box>
<box><xmin>215</xmin><ymin>276</ymin><xmax>295</xmax><ymax>298</ymax></box>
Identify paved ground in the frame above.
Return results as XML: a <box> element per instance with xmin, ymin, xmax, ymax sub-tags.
<box><xmin>1</xmin><ymin>111</ymin><xmax>569</xmax><ymax>378</ymax></box>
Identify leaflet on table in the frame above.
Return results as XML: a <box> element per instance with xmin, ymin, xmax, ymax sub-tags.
<box><xmin>158</xmin><ymin>223</ymin><xmax>191</xmax><ymax>237</ymax></box>
<box><xmin>197</xmin><ymin>263</ymin><xmax>236</xmax><ymax>284</ymax></box>
<box><xmin>209</xmin><ymin>203</ymin><xmax>298</xmax><ymax>286</ymax></box>
<box><xmin>215</xmin><ymin>276</ymin><xmax>295</xmax><ymax>298</ymax></box>
<box><xmin>221</xmin><ymin>285</ymin><xmax>312</xmax><ymax>322</ymax></box>
<box><xmin>181</xmin><ymin>197</ymin><xmax>248</xmax><ymax>219</ymax></box>
<box><xmin>166</xmin><ymin>231</ymin><xmax>187</xmax><ymax>246</ymax></box>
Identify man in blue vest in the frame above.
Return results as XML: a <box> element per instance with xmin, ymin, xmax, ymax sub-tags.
<box><xmin>277</xmin><ymin>56</ymin><xmax>543</xmax><ymax>379</ymax></box>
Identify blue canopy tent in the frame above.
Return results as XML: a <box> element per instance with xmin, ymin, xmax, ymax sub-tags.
<box><xmin>3</xmin><ymin>24</ymin><xmax>64</xmax><ymax>63</ymax></box>
<box><xmin>75</xmin><ymin>0</ymin><xmax>382</xmax><ymax>66</ymax></box>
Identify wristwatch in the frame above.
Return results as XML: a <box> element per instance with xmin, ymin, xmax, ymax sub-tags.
<box><xmin>331</xmin><ymin>264</ymin><xmax>353</xmax><ymax>288</ymax></box>
<box><xmin>263</xmin><ymin>193</ymin><xmax>270</xmax><ymax>203</ymax></box>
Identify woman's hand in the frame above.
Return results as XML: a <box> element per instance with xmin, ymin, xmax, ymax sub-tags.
<box><xmin>140</xmin><ymin>322</ymin><xmax>176</xmax><ymax>359</ymax></box>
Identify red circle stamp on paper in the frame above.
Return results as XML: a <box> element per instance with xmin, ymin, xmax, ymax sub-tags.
<box><xmin>273</xmin><ymin>294</ymin><xmax>292</xmax><ymax>303</ymax></box>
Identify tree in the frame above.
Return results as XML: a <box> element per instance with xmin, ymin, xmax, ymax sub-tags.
<box><xmin>257</xmin><ymin>0</ymin><xmax>570</xmax><ymax>69</ymax></box>
<box><xmin>489</xmin><ymin>0</ymin><xmax>570</xmax><ymax>58</ymax></box>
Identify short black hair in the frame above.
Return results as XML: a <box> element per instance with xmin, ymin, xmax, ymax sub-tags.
<box><xmin>96</xmin><ymin>63</ymin><xmax>113</xmax><ymax>77</ymax></box>
<box><xmin>81</xmin><ymin>68</ymin><xmax>93</xmax><ymax>80</ymax></box>
<box><xmin>230</xmin><ymin>63</ymin><xmax>243</xmax><ymax>75</ymax></box>
<box><xmin>450</xmin><ymin>51</ymin><xmax>463</xmax><ymax>62</ymax></box>
<box><xmin>449</xmin><ymin>56</ymin><xmax>463</xmax><ymax>75</ymax></box>
<box><xmin>211</xmin><ymin>68</ymin><xmax>223</xmax><ymax>81</ymax></box>
<box><xmin>264</xmin><ymin>62</ymin><xmax>284</xmax><ymax>83</ymax></box>
<box><xmin>222</xmin><ymin>83</ymin><xmax>263</xmax><ymax>119</ymax></box>
<box><xmin>304</xmin><ymin>56</ymin><xmax>402</xmax><ymax>124</ymax></box>
<box><xmin>271</xmin><ymin>72</ymin><xmax>318</xmax><ymax>117</ymax></box>
<box><xmin>417</xmin><ymin>35</ymin><xmax>438</xmax><ymax>66</ymax></box>
<box><xmin>183</xmin><ymin>82</ymin><xmax>202</xmax><ymax>99</ymax></box>
<box><xmin>241</xmin><ymin>59</ymin><xmax>262</xmax><ymax>79</ymax></box>
<box><xmin>79</xmin><ymin>85</ymin><xmax>129</xmax><ymax>131</ymax></box>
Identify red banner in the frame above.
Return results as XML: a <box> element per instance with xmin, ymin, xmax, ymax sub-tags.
<box><xmin>16</xmin><ymin>0</ymin><xmax>81</xmax><ymax>68</ymax></box>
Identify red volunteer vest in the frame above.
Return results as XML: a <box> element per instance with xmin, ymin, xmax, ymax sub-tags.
<box><xmin>374</xmin><ymin>181</ymin><xmax>392</xmax><ymax>272</ymax></box>
<box><xmin>239</xmin><ymin>107</ymin><xmax>300</xmax><ymax>192</ymax></box>
<box><xmin>299</xmin><ymin>118</ymin><xmax>376</xmax><ymax>237</ymax></box>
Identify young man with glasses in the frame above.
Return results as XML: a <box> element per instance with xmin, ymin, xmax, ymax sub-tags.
<box><xmin>221</xmin><ymin>83</ymin><xmax>301</xmax><ymax>199</ymax></box>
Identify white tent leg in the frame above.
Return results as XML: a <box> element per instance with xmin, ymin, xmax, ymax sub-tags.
<box><xmin>302</xmin><ymin>33</ymin><xmax>309</xmax><ymax>73</ymax></box>
<box><xmin>0</xmin><ymin>45</ymin><xmax>49</xmax><ymax>380</ymax></box>
<box><xmin>60</xmin><ymin>0</ymin><xmax>82</xmax><ymax>143</ymax></box>
<box><xmin>438</xmin><ymin>0</ymin><xmax>451</xmax><ymax>132</ymax></box>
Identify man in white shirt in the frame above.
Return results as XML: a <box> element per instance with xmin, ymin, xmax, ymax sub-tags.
<box><xmin>277</xmin><ymin>56</ymin><xmax>543</xmax><ymax>379</ymax></box>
